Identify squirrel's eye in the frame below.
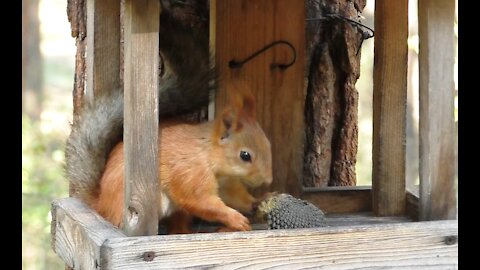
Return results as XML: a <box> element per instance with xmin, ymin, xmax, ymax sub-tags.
<box><xmin>240</xmin><ymin>150</ymin><xmax>252</xmax><ymax>162</ymax></box>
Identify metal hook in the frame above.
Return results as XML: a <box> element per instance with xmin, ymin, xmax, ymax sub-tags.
<box><xmin>229</xmin><ymin>40</ymin><xmax>297</xmax><ymax>70</ymax></box>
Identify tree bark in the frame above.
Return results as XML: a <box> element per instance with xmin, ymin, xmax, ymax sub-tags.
<box><xmin>22</xmin><ymin>0</ymin><xmax>44</xmax><ymax>120</ymax></box>
<box><xmin>66</xmin><ymin>0</ymin><xmax>86</xmax><ymax>199</ymax></box>
<box><xmin>67</xmin><ymin>0</ymin><xmax>87</xmax><ymax>120</ymax></box>
<box><xmin>303</xmin><ymin>0</ymin><xmax>366</xmax><ymax>187</ymax></box>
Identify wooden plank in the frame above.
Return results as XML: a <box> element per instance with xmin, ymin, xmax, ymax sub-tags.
<box><xmin>302</xmin><ymin>186</ymin><xmax>372</xmax><ymax>214</ymax></box>
<box><xmin>208</xmin><ymin>0</ymin><xmax>217</xmax><ymax>121</ymax></box>
<box><xmin>85</xmin><ymin>0</ymin><xmax>121</xmax><ymax>100</ymax></box>
<box><xmin>325</xmin><ymin>213</ymin><xmax>411</xmax><ymax>227</ymax></box>
<box><xmin>212</xmin><ymin>0</ymin><xmax>305</xmax><ymax>197</ymax></box>
<box><xmin>122</xmin><ymin>0</ymin><xmax>160</xmax><ymax>236</ymax></box>
<box><xmin>418</xmin><ymin>0</ymin><xmax>457</xmax><ymax>221</ymax></box>
<box><xmin>166</xmin><ymin>212</ymin><xmax>412</xmax><ymax>233</ymax></box>
<box><xmin>102</xmin><ymin>220</ymin><xmax>457</xmax><ymax>269</ymax></box>
<box><xmin>372</xmin><ymin>0</ymin><xmax>408</xmax><ymax>216</ymax></box>
<box><xmin>51</xmin><ymin>197</ymin><xmax>125</xmax><ymax>270</ymax></box>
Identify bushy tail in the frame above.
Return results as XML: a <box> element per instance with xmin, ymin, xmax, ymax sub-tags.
<box><xmin>65</xmin><ymin>89</ymin><xmax>124</xmax><ymax>204</ymax></box>
<box><xmin>157</xmin><ymin>8</ymin><xmax>216</xmax><ymax>116</ymax></box>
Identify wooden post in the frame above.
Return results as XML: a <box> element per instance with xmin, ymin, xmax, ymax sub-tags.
<box><xmin>211</xmin><ymin>0</ymin><xmax>305</xmax><ymax>196</ymax></box>
<box><xmin>122</xmin><ymin>0</ymin><xmax>161</xmax><ymax>236</ymax></box>
<box><xmin>372</xmin><ymin>0</ymin><xmax>408</xmax><ymax>216</ymax></box>
<box><xmin>86</xmin><ymin>0</ymin><xmax>121</xmax><ymax>100</ymax></box>
<box><xmin>418</xmin><ymin>0</ymin><xmax>456</xmax><ymax>220</ymax></box>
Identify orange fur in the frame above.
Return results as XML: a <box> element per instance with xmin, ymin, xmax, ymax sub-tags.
<box><xmin>219</xmin><ymin>179</ymin><xmax>256</xmax><ymax>214</ymax></box>
<box><xmin>89</xmin><ymin>94</ymin><xmax>272</xmax><ymax>233</ymax></box>
<box><xmin>92</xmin><ymin>143</ymin><xmax>125</xmax><ymax>227</ymax></box>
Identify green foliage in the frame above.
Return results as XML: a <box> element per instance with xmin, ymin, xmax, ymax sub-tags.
<box><xmin>22</xmin><ymin>115</ymin><xmax>68</xmax><ymax>270</ymax></box>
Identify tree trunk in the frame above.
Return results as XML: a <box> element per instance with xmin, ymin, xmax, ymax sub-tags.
<box><xmin>22</xmin><ymin>0</ymin><xmax>44</xmax><ymax>120</ymax></box>
<box><xmin>303</xmin><ymin>0</ymin><xmax>366</xmax><ymax>187</ymax></box>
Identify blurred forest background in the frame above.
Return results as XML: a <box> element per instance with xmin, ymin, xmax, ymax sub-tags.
<box><xmin>22</xmin><ymin>0</ymin><xmax>457</xmax><ymax>269</ymax></box>
<box><xmin>23</xmin><ymin>0</ymin><xmax>74</xmax><ymax>268</ymax></box>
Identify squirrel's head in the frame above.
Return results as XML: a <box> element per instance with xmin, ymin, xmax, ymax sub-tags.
<box><xmin>212</xmin><ymin>93</ymin><xmax>273</xmax><ymax>188</ymax></box>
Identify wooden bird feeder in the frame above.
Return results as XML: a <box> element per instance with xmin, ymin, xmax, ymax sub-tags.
<box><xmin>51</xmin><ymin>0</ymin><xmax>458</xmax><ymax>269</ymax></box>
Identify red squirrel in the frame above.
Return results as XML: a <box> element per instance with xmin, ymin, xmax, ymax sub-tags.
<box><xmin>66</xmin><ymin>88</ymin><xmax>272</xmax><ymax>233</ymax></box>
<box><xmin>65</xmin><ymin>2</ymin><xmax>272</xmax><ymax>233</ymax></box>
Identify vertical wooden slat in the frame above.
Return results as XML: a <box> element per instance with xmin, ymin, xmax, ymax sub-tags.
<box><xmin>372</xmin><ymin>0</ymin><xmax>408</xmax><ymax>216</ymax></box>
<box><xmin>123</xmin><ymin>0</ymin><xmax>160</xmax><ymax>236</ymax></box>
<box><xmin>418</xmin><ymin>0</ymin><xmax>456</xmax><ymax>221</ymax></box>
<box><xmin>86</xmin><ymin>0</ymin><xmax>121</xmax><ymax>100</ymax></box>
<box><xmin>212</xmin><ymin>0</ymin><xmax>305</xmax><ymax>196</ymax></box>
<box><xmin>208</xmin><ymin>0</ymin><xmax>217</xmax><ymax>121</ymax></box>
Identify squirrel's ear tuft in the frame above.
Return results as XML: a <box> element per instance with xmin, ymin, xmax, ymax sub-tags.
<box><xmin>212</xmin><ymin>88</ymin><xmax>257</xmax><ymax>142</ymax></box>
<box><xmin>228</xmin><ymin>81</ymin><xmax>256</xmax><ymax>120</ymax></box>
<box><xmin>229</xmin><ymin>91</ymin><xmax>256</xmax><ymax>121</ymax></box>
<box><xmin>213</xmin><ymin>106</ymin><xmax>243</xmax><ymax>142</ymax></box>
<box><xmin>221</xmin><ymin>107</ymin><xmax>237</xmax><ymax>134</ymax></box>
<box><xmin>240</xmin><ymin>92</ymin><xmax>256</xmax><ymax>119</ymax></box>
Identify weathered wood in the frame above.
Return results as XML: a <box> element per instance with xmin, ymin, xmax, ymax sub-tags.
<box><xmin>303</xmin><ymin>0</ymin><xmax>366</xmax><ymax>187</ymax></box>
<box><xmin>302</xmin><ymin>186</ymin><xmax>372</xmax><ymax>214</ymax></box>
<box><xmin>165</xmin><ymin>211</ymin><xmax>411</xmax><ymax>234</ymax></box>
<box><xmin>325</xmin><ymin>212</ymin><xmax>411</xmax><ymax>226</ymax></box>
<box><xmin>372</xmin><ymin>0</ymin><xmax>408</xmax><ymax>216</ymax></box>
<box><xmin>67</xmin><ymin>0</ymin><xmax>87</xmax><ymax>40</ymax></box>
<box><xmin>208</xmin><ymin>0</ymin><xmax>217</xmax><ymax>121</ymax></box>
<box><xmin>212</xmin><ymin>0</ymin><xmax>305</xmax><ymax>196</ymax></box>
<box><xmin>71</xmin><ymin>37</ymin><xmax>87</xmax><ymax>121</ymax></box>
<box><xmin>122</xmin><ymin>0</ymin><xmax>161</xmax><ymax>236</ymax></box>
<box><xmin>120</xmin><ymin>0</ymin><xmax>124</xmax><ymax>89</ymax></box>
<box><xmin>51</xmin><ymin>198</ymin><xmax>125</xmax><ymax>270</ymax></box>
<box><xmin>102</xmin><ymin>220</ymin><xmax>457</xmax><ymax>269</ymax></box>
<box><xmin>418</xmin><ymin>0</ymin><xmax>457</xmax><ymax>221</ymax></box>
<box><xmin>52</xmin><ymin>197</ymin><xmax>455</xmax><ymax>269</ymax></box>
<box><xmin>86</xmin><ymin>0</ymin><xmax>121</xmax><ymax>101</ymax></box>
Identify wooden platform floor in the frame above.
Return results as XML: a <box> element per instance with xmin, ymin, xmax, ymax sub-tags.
<box><xmin>164</xmin><ymin>212</ymin><xmax>414</xmax><ymax>234</ymax></box>
<box><xmin>324</xmin><ymin>212</ymin><xmax>413</xmax><ymax>227</ymax></box>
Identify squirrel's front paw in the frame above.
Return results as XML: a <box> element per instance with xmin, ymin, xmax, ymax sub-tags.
<box><xmin>236</xmin><ymin>201</ymin><xmax>255</xmax><ymax>215</ymax></box>
<box><xmin>225</xmin><ymin>208</ymin><xmax>251</xmax><ymax>231</ymax></box>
